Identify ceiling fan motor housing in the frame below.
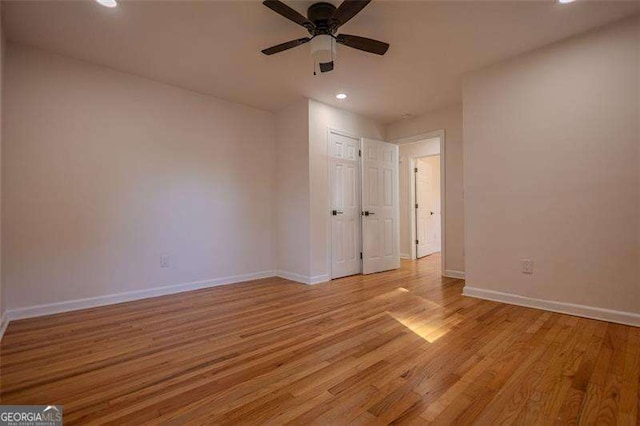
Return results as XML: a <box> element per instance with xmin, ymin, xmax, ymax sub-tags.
<box><xmin>307</xmin><ymin>2</ymin><xmax>337</xmax><ymax>34</ymax></box>
<box><xmin>308</xmin><ymin>3</ymin><xmax>337</xmax><ymax>73</ymax></box>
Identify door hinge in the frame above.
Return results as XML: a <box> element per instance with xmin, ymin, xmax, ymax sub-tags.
<box><xmin>414</xmin><ymin>167</ymin><xmax>418</xmax><ymax>173</ymax></box>
<box><xmin>415</xmin><ymin>203</ymin><xmax>419</xmax><ymax>209</ymax></box>
<box><xmin>416</xmin><ymin>239</ymin><xmax>419</xmax><ymax>245</ymax></box>
<box><xmin>360</xmin><ymin>252</ymin><xmax>363</xmax><ymax>259</ymax></box>
<box><xmin>359</xmin><ymin>149</ymin><xmax>362</xmax><ymax>157</ymax></box>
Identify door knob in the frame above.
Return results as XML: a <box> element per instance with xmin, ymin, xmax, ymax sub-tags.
<box><xmin>362</xmin><ymin>211</ymin><xmax>375</xmax><ymax>216</ymax></box>
<box><xmin>430</xmin><ymin>212</ymin><xmax>434</xmax><ymax>215</ymax></box>
<box><xmin>332</xmin><ymin>210</ymin><xmax>344</xmax><ymax>216</ymax></box>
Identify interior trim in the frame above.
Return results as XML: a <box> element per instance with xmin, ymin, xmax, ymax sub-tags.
<box><xmin>277</xmin><ymin>270</ymin><xmax>330</xmax><ymax>285</ymax></box>
<box><xmin>0</xmin><ymin>312</ymin><xmax>9</xmax><ymax>342</ymax></box>
<box><xmin>463</xmin><ymin>286</ymin><xmax>640</xmax><ymax>327</ymax></box>
<box><xmin>4</xmin><ymin>270</ymin><xmax>277</xmax><ymax>323</ymax></box>
<box><xmin>443</xmin><ymin>270</ymin><xmax>465</xmax><ymax>279</ymax></box>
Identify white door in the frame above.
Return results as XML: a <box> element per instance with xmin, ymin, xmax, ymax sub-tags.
<box><xmin>416</xmin><ymin>157</ymin><xmax>441</xmax><ymax>258</ymax></box>
<box><xmin>329</xmin><ymin>131</ymin><xmax>361</xmax><ymax>279</ymax></box>
<box><xmin>416</xmin><ymin>159</ymin><xmax>434</xmax><ymax>258</ymax></box>
<box><xmin>361</xmin><ymin>138</ymin><xmax>400</xmax><ymax>274</ymax></box>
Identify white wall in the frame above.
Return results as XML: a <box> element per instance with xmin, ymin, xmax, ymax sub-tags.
<box><xmin>0</xmin><ymin>3</ymin><xmax>4</xmax><ymax>324</ymax></box>
<box><xmin>398</xmin><ymin>138</ymin><xmax>440</xmax><ymax>258</ymax></box>
<box><xmin>463</xmin><ymin>17</ymin><xmax>639</xmax><ymax>318</ymax></box>
<box><xmin>387</xmin><ymin>104</ymin><xmax>465</xmax><ymax>274</ymax></box>
<box><xmin>1</xmin><ymin>44</ymin><xmax>388</xmax><ymax>313</ymax></box>
<box><xmin>275</xmin><ymin>100</ymin><xmax>310</xmax><ymax>278</ymax></box>
<box><xmin>308</xmin><ymin>99</ymin><xmax>385</xmax><ymax>280</ymax></box>
<box><xmin>3</xmin><ymin>44</ymin><xmax>277</xmax><ymax>311</ymax></box>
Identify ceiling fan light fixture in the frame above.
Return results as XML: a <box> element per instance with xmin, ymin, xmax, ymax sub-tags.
<box><xmin>95</xmin><ymin>0</ymin><xmax>118</xmax><ymax>7</ymax></box>
<box><xmin>310</xmin><ymin>34</ymin><xmax>335</xmax><ymax>63</ymax></box>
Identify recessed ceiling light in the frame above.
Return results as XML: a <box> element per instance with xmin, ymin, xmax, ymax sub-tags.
<box><xmin>336</xmin><ymin>93</ymin><xmax>347</xmax><ymax>100</ymax></box>
<box><xmin>557</xmin><ymin>0</ymin><xmax>576</xmax><ymax>4</ymax></box>
<box><xmin>95</xmin><ymin>0</ymin><xmax>117</xmax><ymax>8</ymax></box>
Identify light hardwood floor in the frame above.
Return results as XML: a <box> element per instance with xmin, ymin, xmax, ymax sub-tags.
<box><xmin>1</xmin><ymin>254</ymin><xmax>638</xmax><ymax>424</ymax></box>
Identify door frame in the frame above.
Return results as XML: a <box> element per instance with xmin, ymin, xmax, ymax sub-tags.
<box><xmin>327</xmin><ymin>127</ymin><xmax>362</xmax><ymax>279</ymax></box>
<box><xmin>393</xmin><ymin>130</ymin><xmax>446</xmax><ymax>275</ymax></box>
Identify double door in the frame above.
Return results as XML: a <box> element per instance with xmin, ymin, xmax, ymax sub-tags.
<box><xmin>329</xmin><ymin>132</ymin><xmax>399</xmax><ymax>279</ymax></box>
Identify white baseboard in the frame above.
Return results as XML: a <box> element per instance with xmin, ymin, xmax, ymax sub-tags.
<box><xmin>1</xmin><ymin>268</ymin><xmax>332</xmax><ymax>335</ymax></box>
<box><xmin>6</xmin><ymin>270</ymin><xmax>276</xmax><ymax>323</ymax></box>
<box><xmin>276</xmin><ymin>270</ymin><xmax>309</xmax><ymax>284</ymax></box>
<box><xmin>443</xmin><ymin>270</ymin><xmax>465</xmax><ymax>279</ymax></box>
<box><xmin>400</xmin><ymin>253</ymin><xmax>411</xmax><ymax>260</ymax></box>
<box><xmin>309</xmin><ymin>274</ymin><xmax>330</xmax><ymax>285</ymax></box>
<box><xmin>0</xmin><ymin>311</ymin><xmax>9</xmax><ymax>342</ymax></box>
<box><xmin>276</xmin><ymin>270</ymin><xmax>329</xmax><ymax>285</ymax></box>
<box><xmin>463</xmin><ymin>286</ymin><xmax>640</xmax><ymax>327</ymax></box>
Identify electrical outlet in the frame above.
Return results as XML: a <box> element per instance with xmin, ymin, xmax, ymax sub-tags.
<box><xmin>160</xmin><ymin>255</ymin><xmax>170</xmax><ymax>268</ymax></box>
<box><xmin>522</xmin><ymin>258</ymin><xmax>533</xmax><ymax>275</ymax></box>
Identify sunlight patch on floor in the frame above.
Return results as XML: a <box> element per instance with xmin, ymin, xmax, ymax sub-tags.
<box><xmin>386</xmin><ymin>309</ymin><xmax>464</xmax><ymax>343</ymax></box>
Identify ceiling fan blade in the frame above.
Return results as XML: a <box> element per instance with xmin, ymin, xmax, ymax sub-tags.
<box><xmin>330</xmin><ymin>0</ymin><xmax>371</xmax><ymax>29</ymax></box>
<box><xmin>263</xmin><ymin>0</ymin><xmax>315</xmax><ymax>30</ymax></box>
<box><xmin>261</xmin><ymin>37</ymin><xmax>312</xmax><ymax>55</ymax></box>
<box><xmin>336</xmin><ymin>34</ymin><xmax>389</xmax><ymax>55</ymax></box>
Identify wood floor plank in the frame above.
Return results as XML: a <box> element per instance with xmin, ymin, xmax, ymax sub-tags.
<box><xmin>1</xmin><ymin>254</ymin><xmax>638</xmax><ymax>425</ymax></box>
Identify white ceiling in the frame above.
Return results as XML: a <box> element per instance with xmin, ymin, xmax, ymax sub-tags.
<box><xmin>4</xmin><ymin>0</ymin><xmax>639</xmax><ymax>123</ymax></box>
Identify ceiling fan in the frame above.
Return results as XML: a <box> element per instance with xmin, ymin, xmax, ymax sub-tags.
<box><xmin>261</xmin><ymin>0</ymin><xmax>389</xmax><ymax>73</ymax></box>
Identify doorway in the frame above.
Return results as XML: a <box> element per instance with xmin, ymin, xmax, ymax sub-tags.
<box><xmin>393</xmin><ymin>130</ymin><xmax>446</xmax><ymax>273</ymax></box>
